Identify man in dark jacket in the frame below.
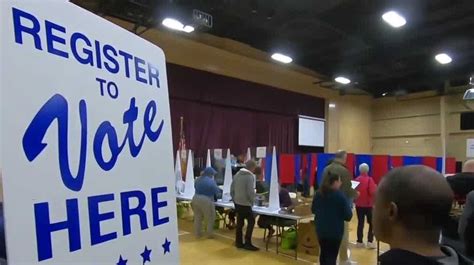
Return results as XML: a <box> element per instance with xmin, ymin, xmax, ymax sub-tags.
<box><xmin>374</xmin><ymin>166</ymin><xmax>473</xmax><ymax>265</ymax></box>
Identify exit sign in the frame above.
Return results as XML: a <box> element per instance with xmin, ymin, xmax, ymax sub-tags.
<box><xmin>193</xmin><ymin>9</ymin><xmax>212</xmax><ymax>28</ymax></box>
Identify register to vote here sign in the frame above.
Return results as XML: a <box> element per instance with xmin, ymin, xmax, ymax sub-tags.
<box><xmin>1</xmin><ymin>1</ymin><xmax>179</xmax><ymax>264</ymax></box>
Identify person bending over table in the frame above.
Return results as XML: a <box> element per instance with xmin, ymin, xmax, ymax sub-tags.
<box><xmin>257</xmin><ymin>184</ymin><xmax>294</xmax><ymax>238</ymax></box>
<box><xmin>191</xmin><ymin>167</ymin><xmax>221</xmax><ymax>238</ymax></box>
<box><xmin>231</xmin><ymin>160</ymin><xmax>259</xmax><ymax>251</ymax></box>
<box><xmin>312</xmin><ymin>172</ymin><xmax>353</xmax><ymax>265</ymax></box>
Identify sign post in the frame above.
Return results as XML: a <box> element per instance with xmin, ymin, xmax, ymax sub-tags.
<box><xmin>1</xmin><ymin>1</ymin><xmax>179</xmax><ymax>264</ymax></box>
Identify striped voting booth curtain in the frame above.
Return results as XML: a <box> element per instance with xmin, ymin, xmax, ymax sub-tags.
<box><xmin>294</xmin><ymin>154</ymin><xmax>301</xmax><ymax>184</ymax></box>
<box><xmin>446</xmin><ymin>157</ymin><xmax>456</xmax><ymax>174</ymax></box>
<box><xmin>346</xmin><ymin>153</ymin><xmax>355</xmax><ymax>179</ymax></box>
<box><xmin>403</xmin><ymin>156</ymin><xmax>424</xmax><ymax>166</ymax></box>
<box><xmin>390</xmin><ymin>156</ymin><xmax>404</xmax><ymax>169</ymax></box>
<box><xmin>279</xmin><ymin>154</ymin><xmax>295</xmax><ymax>184</ymax></box>
<box><xmin>422</xmin><ymin>156</ymin><xmax>438</xmax><ymax>170</ymax></box>
<box><xmin>264</xmin><ymin>153</ymin><xmax>273</xmax><ymax>185</ymax></box>
<box><xmin>372</xmin><ymin>155</ymin><xmax>389</xmax><ymax>184</ymax></box>
<box><xmin>355</xmin><ymin>154</ymin><xmax>373</xmax><ymax>177</ymax></box>
<box><xmin>316</xmin><ymin>153</ymin><xmax>334</xmax><ymax>185</ymax></box>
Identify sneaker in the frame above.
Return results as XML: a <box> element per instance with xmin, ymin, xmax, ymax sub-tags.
<box><xmin>243</xmin><ymin>244</ymin><xmax>260</xmax><ymax>251</ymax></box>
<box><xmin>367</xmin><ymin>242</ymin><xmax>376</xmax><ymax>249</ymax></box>
<box><xmin>355</xmin><ymin>242</ymin><xmax>365</xmax><ymax>248</ymax></box>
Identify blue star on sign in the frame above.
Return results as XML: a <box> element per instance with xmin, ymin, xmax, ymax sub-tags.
<box><xmin>141</xmin><ymin>246</ymin><xmax>152</xmax><ymax>264</ymax></box>
<box><xmin>117</xmin><ymin>255</ymin><xmax>127</xmax><ymax>265</ymax></box>
<box><xmin>162</xmin><ymin>238</ymin><xmax>171</xmax><ymax>255</ymax></box>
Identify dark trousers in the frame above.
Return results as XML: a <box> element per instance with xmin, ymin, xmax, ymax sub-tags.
<box><xmin>318</xmin><ymin>238</ymin><xmax>341</xmax><ymax>265</ymax></box>
<box><xmin>356</xmin><ymin>207</ymin><xmax>374</xmax><ymax>243</ymax></box>
<box><xmin>235</xmin><ymin>204</ymin><xmax>255</xmax><ymax>246</ymax></box>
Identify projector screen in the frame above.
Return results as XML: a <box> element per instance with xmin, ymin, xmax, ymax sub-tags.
<box><xmin>298</xmin><ymin>115</ymin><xmax>325</xmax><ymax>147</ymax></box>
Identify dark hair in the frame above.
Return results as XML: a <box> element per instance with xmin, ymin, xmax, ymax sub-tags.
<box><xmin>254</xmin><ymin>166</ymin><xmax>262</xmax><ymax>175</ymax></box>
<box><xmin>320</xmin><ymin>171</ymin><xmax>340</xmax><ymax>195</ymax></box>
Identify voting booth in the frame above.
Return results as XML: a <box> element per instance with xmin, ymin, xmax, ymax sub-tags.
<box><xmin>1</xmin><ymin>1</ymin><xmax>179</xmax><ymax>264</ymax></box>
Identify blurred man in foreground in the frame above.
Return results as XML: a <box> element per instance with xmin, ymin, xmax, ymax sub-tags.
<box><xmin>374</xmin><ymin>166</ymin><xmax>472</xmax><ymax>265</ymax></box>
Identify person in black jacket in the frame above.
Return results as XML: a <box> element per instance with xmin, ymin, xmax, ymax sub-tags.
<box><xmin>374</xmin><ymin>166</ymin><xmax>473</xmax><ymax>265</ymax></box>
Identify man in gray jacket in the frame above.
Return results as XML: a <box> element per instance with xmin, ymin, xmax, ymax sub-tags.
<box><xmin>231</xmin><ymin>160</ymin><xmax>258</xmax><ymax>251</ymax></box>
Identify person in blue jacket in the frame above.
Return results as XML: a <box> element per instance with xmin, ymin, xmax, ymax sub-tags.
<box><xmin>312</xmin><ymin>171</ymin><xmax>353</xmax><ymax>265</ymax></box>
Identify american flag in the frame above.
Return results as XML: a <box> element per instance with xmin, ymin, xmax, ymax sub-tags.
<box><xmin>178</xmin><ymin>116</ymin><xmax>187</xmax><ymax>179</ymax></box>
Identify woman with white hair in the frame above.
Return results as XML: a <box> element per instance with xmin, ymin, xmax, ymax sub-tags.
<box><xmin>354</xmin><ymin>163</ymin><xmax>377</xmax><ymax>249</ymax></box>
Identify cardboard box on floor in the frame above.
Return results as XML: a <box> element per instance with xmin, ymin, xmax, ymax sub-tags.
<box><xmin>298</xmin><ymin>221</ymin><xmax>320</xmax><ymax>256</ymax></box>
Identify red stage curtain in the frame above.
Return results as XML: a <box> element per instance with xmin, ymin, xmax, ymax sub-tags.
<box><xmin>346</xmin><ymin>153</ymin><xmax>355</xmax><ymax>179</ymax></box>
<box><xmin>446</xmin><ymin>157</ymin><xmax>456</xmax><ymax>174</ymax></box>
<box><xmin>373</xmin><ymin>155</ymin><xmax>389</xmax><ymax>184</ymax></box>
<box><xmin>279</xmin><ymin>154</ymin><xmax>295</xmax><ymax>184</ymax></box>
<box><xmin>422</xmin><ymin>157</ymin><xmax>437</xmax><ymax>170</ymax></box>
<box><xmin>391</xmin><ymin>156</ymin><xmax>403</xmax><ymax>168</ymax></box>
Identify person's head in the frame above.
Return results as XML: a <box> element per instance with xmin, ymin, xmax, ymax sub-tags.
<box><xmin>254</xmin><ymin>166</ymin><xmax>263</xmax><ymax>181</ymax></box>
<box><xmin>320</xmin><ymin>171</ymin><xmax>342</xmax><ymax>194</ymax></box>
<box><xmin>245</xmin><ymin>160</ymin><xmax>257</xmax><ymax>173</ymax></box>
<box><xmin>202</xmin><ymin>167</ymin><xmax>217</xmax><ymax>178</ymax></box>
<box><xmin>373</xmin><ymin>166</ymin><xmax>454</xmax><ymax>245</ymax></box>
<box><xmin>463</xmin><ymin>159</ymin><xmax>474</xmax><ymax>173</ymax></box>
<box><xmin>334</xmin><ymin>150</ymin><xmax>348</xmax><ymax>164</ymax></box>
<box><xmin>359</xmin><ymin>163</ymin><xmax>370</xmax><ymax>174</ymax></box>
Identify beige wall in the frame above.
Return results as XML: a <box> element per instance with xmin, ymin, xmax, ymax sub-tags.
<box><xmin>371</xmin><ymin>93</ymin><xmax>474</xmax><ymax>161</ymax></box>
<box><xmin>326</xmin><ymin>96</ymin><xmax>372</xmax><ymax>154</ymax></box>
<box><xmin>103</xmin><ymin>16</ymin><xmax>373</xmax><ymax>154</ymax></box>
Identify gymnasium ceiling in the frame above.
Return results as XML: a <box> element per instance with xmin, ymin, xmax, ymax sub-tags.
<box><xmin>75</xmin><ymin>0</ymin><xmax>474</xmax><ymax>97</ymax></box>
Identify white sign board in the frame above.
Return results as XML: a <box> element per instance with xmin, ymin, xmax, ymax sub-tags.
<box><xmin>1</xmin><ymin>2</ymin><xmax>179</xmax><ymax>264</ymax></box>
<box><xmin>256</xmin><ymin>146</ymin><xmax>267</xmax><ymax>158</ymax></box>
<box><xmin>213</xmin><ymin>149</ymin><xmax>222</xmax><ymax>159</ymax></box>
<box><xmin>468</xmin><ymin>139</ymin><xmax>474</xmax><ymax>158</ymax></box>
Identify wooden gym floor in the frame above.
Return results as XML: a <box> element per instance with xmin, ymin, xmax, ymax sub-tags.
<box><xmin>178</xmin><ymin>211</ymin><xmax>390</xmax><ymax>265</ymax></box>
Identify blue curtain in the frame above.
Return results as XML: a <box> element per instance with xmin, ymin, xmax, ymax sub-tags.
<box><xmin>436</xmin><ymin>157</ymin><xmax>444</xmax><ymax>172</ymax></box>
<box><xmin>317</xmin><ymin>153</ymin><xmax>335</xmax><ymax>184</ymax></box>
<box><xmin>264</xmin><ymin>154</ymin><xmax>280</xmax><ymax>185</ymax></box>
<box><xmin>294</xmin><ymin>154</ymin><xmax>301</xmax><ymax>184</ymax></box>
<box><xmin>355</xmin><ymin>154</ymin><xmax>373</xmax><ymax>176</ymax></box>
<box><xmin>403</xmin><ymin>156</ymin><xmax>423</xmax><ymax>166</ymax></box>
<box><xmin>265</xmin><ymin>154</ymin><xmax>272</xmax><ymax>185</ymax></box>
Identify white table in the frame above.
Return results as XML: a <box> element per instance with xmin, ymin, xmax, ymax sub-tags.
<box><xmin>176</xmin><ymin>194</ymin><xmax>313</xmax><ymax>259</ymax></box>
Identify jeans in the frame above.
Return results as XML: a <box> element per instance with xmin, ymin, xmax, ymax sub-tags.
<box><xmin>319</xmin><ymin>238</ymin><xmax>341</xmax><ymax>265</ymax></box>
<box><xmin>356</xmin><ymin>207</ymin><xmax>374</xmax><ymax>243</ymax></box>
<box><xmin>235</xmin><ymin>204</ymin><xmax>255</xmax><ymax>246</ymax></box>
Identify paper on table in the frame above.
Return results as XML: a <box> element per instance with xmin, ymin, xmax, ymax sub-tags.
<box><xmin>351</xmin><ymin>180</ymin><xmax>360</xmax><ymax>189</ymax></box>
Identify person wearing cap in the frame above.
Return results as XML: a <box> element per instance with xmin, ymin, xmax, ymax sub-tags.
<box><xmin>191</xmin><ymin>167</ymin><xmax>221</xmax><ymax>238</ymax></box>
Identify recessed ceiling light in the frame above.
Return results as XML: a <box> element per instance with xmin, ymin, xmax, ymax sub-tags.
<box><xmin>162</xmin><ymin>18</ymin><xmax>184</xmax><ymax>31</ymax></box>
<box><xmin>271</xmin><ymin>53</ymin><xmax>293</xmax><ymax>64</ymax></box>
<box><xmin>329</xmin><ymin>103</ymin><xmax>336</xmax><ymax>108</ymax></box>
<box><xmin>162</xmin><ymin>18</ymin><xmax>194</xmax><ymax>33</ymax></box>
<box><xmin>335</xmin><ymin>76</ymin><xmax>351</xmax><ymax>84</ymax></box>
<box><xmin>435</xmin><ymin>53</ymin><xmax>452</xmax><ymax>64</ymax></box>
<box><xmin>183</xmin><ymin>25</ymin><xmax>195</xmax><ymax>33</ymax></box>
<box><xmin>382</xmin><ymin>11</ymin><xmax>406</xmax><ymax>28</ymax></box>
